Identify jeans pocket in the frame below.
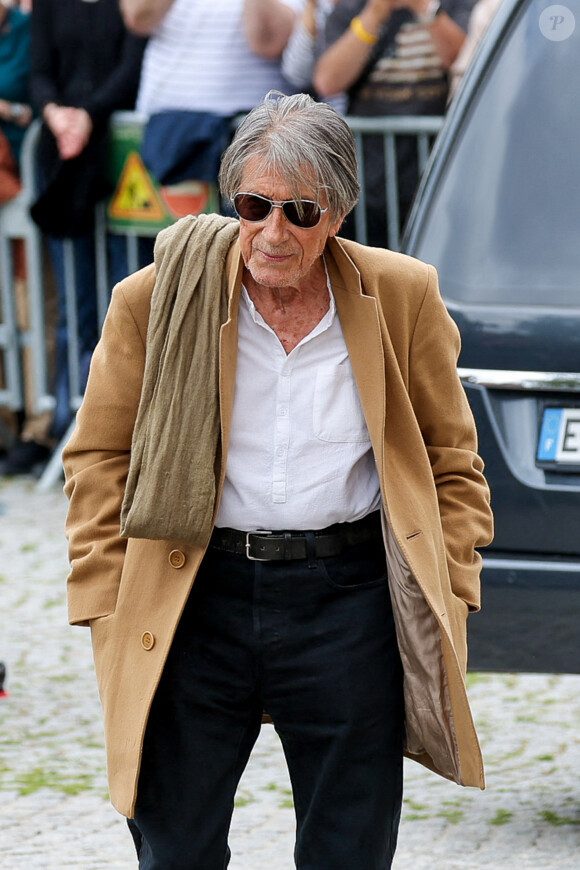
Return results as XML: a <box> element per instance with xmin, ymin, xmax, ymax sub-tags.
<box><xmin>317</xmin><ymin>542</ymin><xmax>388</xmax><ymax>591</ymax></box>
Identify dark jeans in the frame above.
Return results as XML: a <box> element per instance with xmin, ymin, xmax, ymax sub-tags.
<box><xmin>129</xmin><ymin>536</ymin><xmax>405</xmax><ymax>869</ymax></box>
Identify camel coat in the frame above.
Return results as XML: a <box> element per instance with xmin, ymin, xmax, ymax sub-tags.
<box><xmin>63</xmin><ymin>234</ymin><xmax>493</xmax><ymax>818</ymax></box>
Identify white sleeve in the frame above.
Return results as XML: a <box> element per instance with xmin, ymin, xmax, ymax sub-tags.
<box><xmin>281</xmin><ymin>19</ymin><xmax>316</xmax><ymax>88</ymax></box>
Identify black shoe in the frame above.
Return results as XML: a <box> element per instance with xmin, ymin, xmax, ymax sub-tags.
<box><xmin>0</xmin><ymin>440</ymin><xmax>51</xmax><ymax>476</ymax></box>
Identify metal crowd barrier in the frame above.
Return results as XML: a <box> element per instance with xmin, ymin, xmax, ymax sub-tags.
<box><xmin>347</xmin><ymin>115</ymin><xmax>444</xmax><ymax>251</ymax></box>
<box><xmin>0</xmin><ymin>112</ymin><xmax>444</xmax><ymax>489</ymax></box>
<box><xmin>0</xmin><ymin>120</ymin><xmax>49</xmax><ymax>428</ymax></box>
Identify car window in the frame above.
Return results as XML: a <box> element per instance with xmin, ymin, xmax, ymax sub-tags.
<box><xmin>412</xmin><ymin>0</ymin><xmax>580</xmax><ymax>306</ymax></box>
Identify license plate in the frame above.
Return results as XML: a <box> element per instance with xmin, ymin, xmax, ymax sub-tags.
<box><xmin>537</xmin><ymin>407</ymin><xmax>580</xmax><ymax>467</ymax></box>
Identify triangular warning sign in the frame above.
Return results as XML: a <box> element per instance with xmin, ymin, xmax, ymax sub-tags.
<box><xmin>108</xmin><ymin>152</ymin><xmax>167</xmax><ymax>222</ymax></box>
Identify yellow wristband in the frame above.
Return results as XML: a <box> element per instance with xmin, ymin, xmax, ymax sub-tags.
<box><xmin>350</xmin><ymin>15</ymin><xmax>379</xmax><ymax>45</ymax></box>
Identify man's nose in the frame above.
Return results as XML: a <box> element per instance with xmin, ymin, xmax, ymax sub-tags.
<box><xmin>261</xmin><ymin>204</ymin><xmax>290</xmax><ymax>237</ymax></box>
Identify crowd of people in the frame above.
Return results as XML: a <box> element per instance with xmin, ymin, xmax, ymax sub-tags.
<box><xmin>0</xmin><ymin>0</ymin><xmax>502</xmax><ymax>474</ymax></box>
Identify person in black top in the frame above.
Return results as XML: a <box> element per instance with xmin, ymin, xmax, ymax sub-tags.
<box><xmin>29</xmin><ymin>0</ymin><xmax>147</xmax><ymax>442</ymax></box>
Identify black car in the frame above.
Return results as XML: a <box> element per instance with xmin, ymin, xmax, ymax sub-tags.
<box><xmin>403</xmin><ymin>0</ymin><xmax>580</xmax><ymax>672</ymax></box>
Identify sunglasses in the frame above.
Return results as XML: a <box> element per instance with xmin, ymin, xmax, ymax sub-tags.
<box><xmin>233</xmin><ymin>193</ymin><xmax>329</xmax><ymax>229</ymax></box>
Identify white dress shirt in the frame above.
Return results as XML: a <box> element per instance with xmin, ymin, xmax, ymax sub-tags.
<box><xmin>215</xmin><ymin>283</ymin><xmax>381</xmax><ymax>531</ymax></box>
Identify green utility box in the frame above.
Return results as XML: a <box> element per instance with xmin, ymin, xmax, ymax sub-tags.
<box><xmin>106</xmin><ymin>113</ymin><xmax>220</xmax><ymax>236</ymax></box>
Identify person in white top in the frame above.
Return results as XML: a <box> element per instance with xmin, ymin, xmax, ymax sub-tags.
<box><xmin>63</xmin><ymin>92</ymin><xmax>493</xmax><ymax>868</ymax></box>
<box><xmin>121</xmin><ymin>0</ymin><xmax>305</xmax><ymax>117</ymax></box>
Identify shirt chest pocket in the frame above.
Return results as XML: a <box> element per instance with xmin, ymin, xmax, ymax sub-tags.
<box><xmin>312</xmin><ymin>363</ymin><xmax>371</xmax><ymax>443</ymax></box>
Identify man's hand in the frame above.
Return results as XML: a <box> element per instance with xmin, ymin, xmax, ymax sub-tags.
<box><xmin>43</xmin><ymin>104</ymin><xmax>93</xmax><ymax>161</ymax></box>
<box><xmin>377</xmin><ymin>0</ymin><xmax>468</xmax><ymax>68</ymax></box>
<box><xmin>394</xmin><ymin>0</ymin><xmax>432</xmax><ymax>15</ymax></box>
<box><xmin>358</xmin><ymin>0</ymin><xmax>399</xmax><ymax>33</ymax></box>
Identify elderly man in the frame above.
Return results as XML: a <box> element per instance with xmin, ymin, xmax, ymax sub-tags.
<box><xmin>64</xmin><ymin>92</ymin><xmax>493</xmax><ymax>869</ymax></box>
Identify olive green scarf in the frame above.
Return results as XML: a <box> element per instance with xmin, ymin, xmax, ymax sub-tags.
<box><xmin>120</xmin><ymin>213</ymin><xmax>240</xmax><ymax>548</ymax></box>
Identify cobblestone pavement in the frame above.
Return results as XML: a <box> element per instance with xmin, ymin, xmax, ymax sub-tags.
<box><xmin>0</xmin><ymin>477</ymin><xmax>578</xmax><ymax>869</ymax></box>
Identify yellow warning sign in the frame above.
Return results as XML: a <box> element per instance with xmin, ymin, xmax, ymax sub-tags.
<box><xmin>108</xmin><ymin>152</ymin><xmax>167</xmax><ymax>222</ymax></box>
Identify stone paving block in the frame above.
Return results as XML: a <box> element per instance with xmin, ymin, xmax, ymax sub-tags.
<box><xmin>0</xmin><ymin>478</ymin><xmax>579</xmax><ymax>868</ymax></box>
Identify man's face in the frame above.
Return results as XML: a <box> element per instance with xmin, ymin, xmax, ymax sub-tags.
<box><xmin>236</xmin><ymin>157</ymin><xmax>343</xmax><ymax>292</ymax></box>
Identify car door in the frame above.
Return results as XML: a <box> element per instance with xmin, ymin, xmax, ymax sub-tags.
<box><xmin>403</xmin><ymin>0</ymin><xmax>580</xmax><ymax>672</ymax></box>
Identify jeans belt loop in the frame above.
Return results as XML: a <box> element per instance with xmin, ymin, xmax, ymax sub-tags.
<box><xmin>284</xmin><ymin>531</ymin><xmax>293</xmax><ymax>561</ymax></box>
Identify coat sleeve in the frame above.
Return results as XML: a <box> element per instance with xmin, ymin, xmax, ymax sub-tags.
<box><xmin>63</xmin><ymin>269</ymin><xmax>152</xmax><ymax>626</ymax></box>
<box><xmin>408</xmin><ymin>265</ymin><xmax>494</xmax><ymax>611</ymax></box>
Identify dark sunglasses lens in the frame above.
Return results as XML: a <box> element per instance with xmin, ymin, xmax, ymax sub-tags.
<box><xmin>234</xmin><ymin>194</ymin><xmax>322</xmax><ymax>228</ymax></box>
<box><xmin>234</xmin><ymin>194</ymin><xmax>271</xmax><ymax>222</ymax></box>
<box><xmin>283</xmin><ymin>200</ymin><xmax>321</xmax><ymax>228</ymax></box>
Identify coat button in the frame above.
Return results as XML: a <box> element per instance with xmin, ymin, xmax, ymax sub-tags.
<box><xmin>141</xmin><ymin>632</ymin><xmax>155</xmax><ymax>651</ymax></box>
<box><xmin>168</xmin><ymin>549</ymin><xmax>186</xmax><ymax>569</ymax></box>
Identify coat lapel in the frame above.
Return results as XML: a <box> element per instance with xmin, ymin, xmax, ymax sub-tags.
<box><xmin>218</xmin><ymin>242</ymin><xmax>244</xmax><ymax>491</ymax></box>
<box><xmin>325</xmin><ymin>239</ymin><xmax>387</xmax><ymax>483</ymax></box>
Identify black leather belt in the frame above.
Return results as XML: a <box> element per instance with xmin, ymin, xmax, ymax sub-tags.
<box><xmin>210</xmin><ymin>511</ymin><xmax>382</xmax><ymax>561</ymax></box>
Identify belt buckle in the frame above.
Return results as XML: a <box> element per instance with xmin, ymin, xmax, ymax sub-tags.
<box><xmin>245</xmin><ymin>530</ymin><xmax>273</xmax><ymax>561</ymax></box>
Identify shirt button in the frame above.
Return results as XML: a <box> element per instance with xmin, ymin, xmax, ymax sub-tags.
<box><xmin>169</xmin><ymin>549</ymin><xmax>186</xmax><ymax>569</ymax></box>
<box><xmin>141</xmin><ymin>632</ymin><xmax>155</xmax><ymax>651</ymax></box>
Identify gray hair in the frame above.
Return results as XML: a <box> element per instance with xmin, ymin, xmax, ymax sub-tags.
<box><xmin>219</xmin><ymin>92</ymin><xmax>360</xmax><ymax>223</ymax></box>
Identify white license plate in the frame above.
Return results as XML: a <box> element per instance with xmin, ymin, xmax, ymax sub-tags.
<box><xmin>537</xmin><ymin>407</ymin><xmax>580</xmax><ymax>466</ymax></box>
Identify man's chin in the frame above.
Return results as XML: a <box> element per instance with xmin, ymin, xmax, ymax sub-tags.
<box><xmin>247</xmin><ymin>264</ymin><xmax>301</xmax><ymax>290</ymax></box>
